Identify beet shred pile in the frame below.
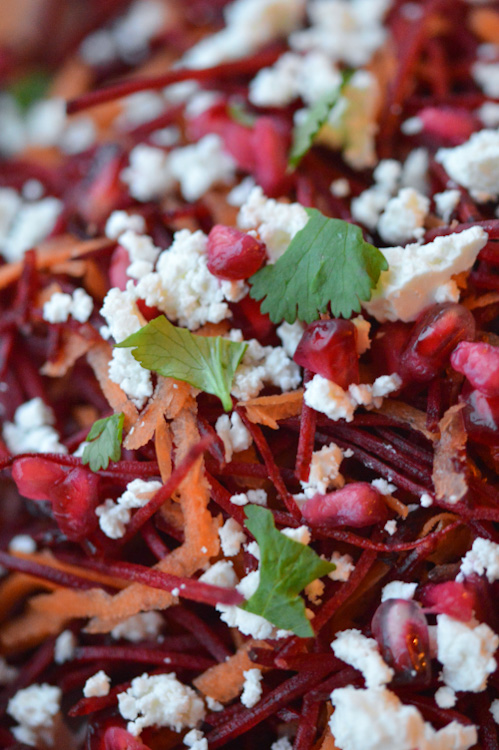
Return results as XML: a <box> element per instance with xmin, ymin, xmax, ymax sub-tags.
<box><xmin>1</xmin><ymin>0</ymin><xmax>499</xmax><ymax>749</ymax></box>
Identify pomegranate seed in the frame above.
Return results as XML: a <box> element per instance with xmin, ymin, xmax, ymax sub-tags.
<box><xmin>251</xmin><ymin>116</ymin><xmax>291</xmax><ymax>197</ymax></box>
<box><xmin>235</xmin><ymin>295</ymin><xmax>274</xmax><ymax>340</ymax></box>
<box><xmin>462</xmin><ymin>387</ymin><xmax>499</xmax><ymax>445</ymax></box>
<box><xmin>12</xmin><ymin>457</ymin><xmax>67</xmax><ymax>501</ymax></box>
<box><xmin>418</xmin><ymin>107</ymin><xmax>477</xmax><ymax>145</ymax></box>
<box><xmin>371</xmin><ymin>321</ymin><xmax>411</xmax><ymax>383</ymax></box>
<box><xmin>223</xmin><ymin>120</ymin><xmax>256</xmax><ymax>172</ymax></box>
<box><xmin>136</xmin><ymin>298</ymin><xmax>162</xmax><ymax>321</ymax></box>
<box><xmin>400</xmin><ymin>303</ymin><xmax>475</xmax><ymax>382</ymax></box>
<box><xmin>207</xmin><ymin>225</ymin><xmax>267</xmax><ymax>280</ymax></box>
<box><xmin>371</xmin><ymin>599</ymin><xmax>431</xmax><ymax>684</ymax></box>
<box><xmin>302</xmin><ymin>483</ymin><xmax>388</xmax><ymax>528</ymax></box>
<box><xmin>451</xmin><ymin>341</ymin><xmax>499</xmax><ymax>397</ymax></box>
<box><xmin>109</xmin><ymin>246</ymin><xmax>131</xmax><ymax>291</ymax></box>
<box><xmin>293</xmin><ymin>320</ymin><xmax>359</xmax><ymax>389</ymax></box>
<box><xmin>104</xmin><ymin>726</ymin><xmax>151</xmax><ymax>750</ymax></box>
<box><xmin>419</xmin><ymin>581</ymin><xmax>475</xmax><ymax>622</ymax></box>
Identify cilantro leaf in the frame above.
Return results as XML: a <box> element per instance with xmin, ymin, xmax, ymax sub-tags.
<box><xmin>241</xmin><ymin>506</ymin><xmax>335</xmax><ymax>637</ymax></box>
<box><xmin>116</xmin><ymin>316</ymin><xmax>247</xmax><ymax>412</ymax></box>
<box><xmin>288</xmin><ymin>70</ymin><xmax>353</xmax><ymax>169</ymax></box>
<box><xmin>82</xmin><ymin>413</ymin><xmax>124</xmax><ymax>472</ymax></box>
<box><xmin>249</xmin><ymin>208</ymin><xmax>388</xmax><ymax>323</ymax></box>
<box><xmin>228</xmin><ymin>101</ymin><xmax>256</xmax><ymax>127</ymax></box>
<box><xmin>9</xmin><ymin>71</ymin><xmax>51</xmax><ymax>112</ymax></box>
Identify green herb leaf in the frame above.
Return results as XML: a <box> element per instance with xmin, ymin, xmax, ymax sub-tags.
<box><xmin>249</xmin><ymin>208</ymin><xmax>388</xmax><ymax>323</ymax></box>
<box><xmin>116</xmin><ymin>316</ymin><xmax>247</xmax><ymax>412</ymax></box>
<box><xmin>228</xmin><ymin>101</ymin><xmax>256</xmax><ymax>127</ymax></box>
<box><xmin>82</xmin><ymin>413</ymin><xmax>124</xmax><ymax>472</ymax></box>
<box><xmin>288</xmin><ymin>70</ymin><xmax>353</xmax><ymax>169</ymax></box>
<box><xmin>9</xmin><ymin>71</ymin><xmax>51</xmax><ymax>112</ymax></box>
<box><xmin>241</xmin><ymin>506</ymin><xmax>335</xmax><ymax>637</ymax></box>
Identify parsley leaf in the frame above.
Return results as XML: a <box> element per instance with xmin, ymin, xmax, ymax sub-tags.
<box><xmin>288</xmin><ymin>70</ymin><xmax>353</xmax><ymax>169</ymax></box>
<box><xmin>82</xmin><ymin>413</ymin><xmax>124</xmax><ymax>472</ymax></box>
<box><xmin>249</xmin><ymin>208</ymin><xmax>388</xmax><ymax>323</ymax></box>
<box><xmin>241</xmin><ymin>506</ymin><xmax>335</xmax><ymax>637</ymax></box>
<box><xmin>116</xmin><ymin>316</ymin><xmax>247</xmax><ymax>412</ymax></box>
<box><xmin>228</xmin><ymin>101</ymin><xmax>256</xmax><ymax>127</ymax></box>
<box><xmin>9</xmin><ymin>71</ymin><xmax>51</xmax><ymax>112</ymax></box>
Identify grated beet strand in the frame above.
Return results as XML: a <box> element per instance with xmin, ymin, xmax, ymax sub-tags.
<box><xmin>317</xmin><ymin>522</ymin><xmax>460</xmax><ymax>553</ymax></box>
<box><xmin>140</xmin><ymin>521</ymin><xmax>170</xmax><ymax>561</ymax></box>
<box><xmin>73</xmin><ymin>645</ymin><xmax>214</xmax><ymax>671</ymax></box>
<box><xmin>295</xmin><ymin>370</ymin><xmax>317</xmax><ymax>483</ymax></box>
<box><xmin>69</xmin><ymin>684</ymin><xmax>129</xmax><ymax>718</ymax></box>
<box><xmin>293</xmin><ymin>697</ymin><xmax>320</xmax><ymax>750</ymax></box>
<box><xmin>167</xmin><ymin>606</ymin><xmax>232</xmax><ymax>663</ymax></box>
<box><xmin>0</xmin><ymin>550</ymin><xmax>115</xmax><ymax>592</ymax></box>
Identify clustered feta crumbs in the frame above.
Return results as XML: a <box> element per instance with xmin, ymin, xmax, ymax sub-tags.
<box><xmin>184</xmin><ymin>728</ymin><xmax>208</xmax><ymax>750</ymax></box>
<box><xmin>380</xmin><ymin>580</ymin><xmax>417</xmax><ymax>603</ymax></box>
<box><xmin>303</xmin><ymin>372</ymin><xmax>401</xmax><ymax>422</ymax></box>
<box><xmin>328</xmin><ymin>552</ymin><xmax>355</xmax><ymax>582</ymax></box>
<box><xmin>229</xmin><ymin>331</ymin><xmax>301</xmax><ymax>402</ymax></box>
<box><xmin>436</xmin><ymin>129</ymin><xmax>499</xmax><ymax>203</ymax></box>
<box><xmin>7</xmin><ymin>683</ymin><xmax>62</xmax><ymax>748</ymax></box>
<box><xmin>215</xmin><ymin>411</ymin><xmax>253</xmax><ymax>463</ymax></box>
<box><xmin>218</xmin><ymin>517</ymin><xmax>246</xmax><ymax>557</ymax></box>
<box><xmin>54</xmin><ymin>630</ymin><xmax>77</xmax><ymax>665</ymax></box>
<box><xmin>230</xmin><ymin>488</ymin><xmax>268</xmax><ymax>506</ymax></box>
<box><xmin>2</xmin><ymin>397</ymin><xmax>67</xmax><ymax>456</ymax></box>
<box><xmin>83</xmin><ymin>670</ymin><xmax>111</xmax><ymax>698</ymax></box>
<box><xmin>271</xmin><ymin>738</ymin><xmax>293</xmax><ymax>750</ymax></box>
<box><xmin>434</xmin><ymin>686</ymin><xmax>457</xmax><ymax>710</ymax></box>
<box><xmin>0</xmin><ymin>188</ymin><xmax>62</xmax><ymax>263</ymax></box>
<box><xmin>331</xmin><ymin>630</ymin><xmax>394</xmax><ymax>689</ymax></box>
<box><xmin>458</xmin><ymin>537</ymin><xmax>499</xmax><ymax>583</ymax></box>
<box><xmin>436</xmin><ymin>614</ymin><xmax>499</xmax><ymax>693</ymax></box>
<box><xmin>110</xmin><ymin>611</ymin><xmax>165</xmax><ymax>642</ymax></box>
<box><xmin>117</xmin><ymin>672</ymin><xmax>205</xmax><ymax>736</ymax></box>
<box><xmin>240</xmin><ymin>668</ymin><xmax>263</xmax><ymax>708</ymax></box>
<box><xmin>199</xmin><ymin>560</ymin><xmax>238</xmax><ymax>589</ymax></box>
<box><xmin>330</xmin><ymin>686</ymin><xmax>477</xmax><ymax>750</ymax></box>
<box><xmin>96</xmin><ymin>479</ymin><xmax>162</xmax><ymax>539</ymax></box>
<box><xmin>301</xmin><ymin>443</ymin><xmax>345</xmax><ymax>497</ymax></box>
<box><xmin>42</xmin><ymin>287</ymin><xmax>94</xmax><ymax>324</ymax></box>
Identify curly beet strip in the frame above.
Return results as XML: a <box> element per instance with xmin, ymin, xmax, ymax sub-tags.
<box><xmin>295</xmin><ymin>370</ymin><xmax>317</xmax><ymax>483</ymax></box>
<box><xmin>167</xmin><ymin>605</ymin><xmax>232</xmax><ymax>663</ymax></box>
<box><xmin>140</xmin><ymin>520</ymin><xmax>170</xmax><ymax>561</ymax></box>
<box><xmin>68</xmin><ymin>682</ymin><xmax>131</xmax><ymax>718</ymax></box>
<box><xmin>0</xmin><ymin>550</ymin><xmax>117</xmax><ymax>592</ymax></box>
<box><xmin>293</xmin><ymin>696</ymin><xmax>321</xmax><ymax>750</ymax></box>
<box><xmin>72</xmin><ymin>645</ymin><xmax>215</xmax><ymax>671</ymax></box>
<box><xmin>0</xmin><ymin>638</ymin><xmax>55</xmax><ymax>716</ymax></box>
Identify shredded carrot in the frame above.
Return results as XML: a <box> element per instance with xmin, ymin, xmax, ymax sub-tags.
<box><xmin>48</xmin><ymin>56</ymin><xmax>95</xmax><ymax>100</ymax></box>
<box><xmin>86</xmin><ymin>341</ymin><xmax>139</xmax><ymax>431</ymax></box>
<box><xmin>195</xmin><ymin>321</ymin><xmax>232</xmax><ymax>338</ymax></box>
<box><xmin>123</xmin><ymin>376</ymin><xmax>192</xmax><ymax>450</ymax></box>
<box><xmin>419</xmin><ymin>512</ymin><xmax>460</xmax><ymax>539</ymax></box>
<box><xmin>0</xmin><ymin>572</ymin><xmax>55</xmax><ymax>623</ymax></box>
<box><xmin>50</xmin><ymin>259</ymin><xmax>88</xmax><ymax>277</ymax></box>
<box><xmin>41</xmin><ymin>330</ymin><xmax>94</xmax><ymax>377</ymax></box>
<box><xmin>469</xmin><ymin>8</ymin><xmax>499</xmax><ymax>43</ymax></box>
<box><xmin>155</xmin><ymin>413</ymin><xmax>173</xmax><ymax>484</ymax></box>
<box><xmin>193</xmin><ymin>640</ymin><xmax>269</xmax><ymax>703</ymax></box>
<box><xmin>382</xmin><ymin>493</ymin><xmax>410</xmax><ymax>519</ymax></box>
<box><xmin>243</xmin><ymin>390</ymin><xmax>304</xmax><ymax>430</ymax></box>
<box><xmin>464</xmin><ymin>291</ymin><xmax>499</xmax><ymax>310</ymax></box>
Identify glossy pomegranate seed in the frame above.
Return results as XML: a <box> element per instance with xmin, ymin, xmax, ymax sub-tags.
<box><xmin>372</xmin><ymin>599</ymin><xmax>431</xmax><ymax>684</ymax></box>
<box><xmin>109</xmin><ymin>245</ymin><xmax>131</xmax><ymax>291</ymax></box>
<box><xmin>12</xmin><ymin>457</ymin><xmax>67</xmax><ymax>501</ymax></box>
<box><xmin>462</xmin><ymin>387</ymin><xmax>499</xmax><ymax>445</ymax></box>
<box><xmin>419</xmin><ymin>581</ymin><xmax>475</xmax><ymax>622</ymax></box>
<box><xmin>251</xmin><ymin>116</ymin><xmax>291</xmax><ymax>197</ymax></box>
<box><xmin>371</xmin><ymin>321</ymin><xmax>411</xmax><ymax>383</ymax></box>
<box><xmin>136</xmin><ymin>298</ymin><xmax>162</xmax><ymax>321</ymax></box>
<box><xmin>207</xmin><ymin>225</ymin><xmax>267</xmax><ymax>280</ymax></box>
<box><xmin>235</xmin><ymin>295</ymin><xmax>274</xmax><ymax>340</ymax></box>
<box><xmin>104</xmin><ymin>726</ymin><xmax>151</xmax><ymax>750</ymax></box>
<box><xmin>400</xmin><ymin>303</ymin><xmax>475</xmax><ymax>382</ymax></box>
<box><xmin>451</xmin><ymin>341</ymin><xmax>499</xmax><ymax>397</ymax></box>
<box><xmin>293</xmin><ymin>320</ymin><xmax>359</xmax><ymax>389</ymax></box>
<box><xmin>302</xmin><ymin>482</ymin><xmax>388</xmax><ymax>528</ymax></box>
<box><xmin>418</xmin><ymin>107</ymin><xmax>477</xmax><ymax>145</ymax></box>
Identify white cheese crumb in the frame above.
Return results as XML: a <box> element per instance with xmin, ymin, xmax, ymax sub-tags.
<box><xmin>119</xmin><ymin>230</ymin><xmax>160</xmax><ymax>280</ymax></box>
<box><xmin>169</xmin><ymin>134</ymin><xmax>236</xmax><ymax>202</ymax></box>
<box><xmin>331</xmin><ymin>629</ymin><xmax>394</xmax><ymax>688</ymax></box>
<box><xmin>96</xmin><ymin>479</ymin><xmax>162</xmax><ymax>539</ymax></box>
<box><xmin>401</xmin><ymin>148</ymin><xmax>430</xmax><ymax>195</ymax></box>
<box><xmin>117</xmin><ymin>672</ymin><xmax>205</xmax><ymax>736</ymax></box>
<box><xmin>330</xmin><ymin>685</ymin><xmax>477</xmax><ymax>750</ymax></box>
<box><xmin>371</xmin><ymin>478</ymin><xmax>397</xmax><ymax>496</ymax></box>
<box><xmin>8</xmin><ymin>534</ymin><xmax>36</xmax><ymax>554</ymax></box>
<box><xmin>302</xmin><ymin>443</ymin><xmax>344</xmax><ymax>497</ymax></box>
<box><xmin>43</xmin><ymin>288</ymin><xmax>93</xmax><ymax>324</ymax></box>
<box><xmin>105</xmin><ymin>210</ymin><xmax>147</xmax><ymax>240</ymax></box>
<box><xmin>7</xmin><ymin>684</ymin><xmax>62</xmax><ymax>748</ymax></box>
<box><xmin>215</xmin><ymin>411</ymin><xmax>252</xmax><ymax>462</ymax></box>
<box><xmin>473</xmin><ymin>62</ymin><xmax>499</xmax><ymax>98</ymax></box>
<box><xmin>199</xmin><ymin>561</ymin><xmax>238</xmax><ymax>589</ymax></box>
<box><xmin>218</xmin><ymin>517</ymin><xmax>246</xmax><ymax>557</ymax></box>
<box><xmin>331</xmin><ymin>178</ymin><xmax>351</xmax><ymax>197</ymax></box>
<box><xmin>363</xmin><ymin>227</ymin><xmax>488</xmax><ymax>322</ymax></box>
<box><xmin>271</xmin><ymin>739</ymin><xmax>293</xmax><ymax>750</ymax></box>
<box><xmin>54</xmin><ymin>630</ymin><xmax>77</xmax><ymax>664</ymax></box>
<box><xmin>381</xmin><ymin>581</ymin><xmax>417</xmax><ymax>603</ymax></box>
<box><xmin>377</xmin><ymin>188</ymin><xmax>430</xmax><ymax>245</ymax></box>
<box><xmin>1</xmin><ymin>196</ymin><xmax>62</xmax><ymax>263</ymax></box>
<box><xmin>281</xmin><ymin>525</ymin><xmax>311</xmax><ymax>545</ymax></box>
<box><xmin>184</xmin><ymin>728</ymin><xmax>208</xmax><ymax>750</ymax></box>
<box><xmin>329</xmin><ymin>552</ymin><xmax>355</xmax><ymax>581</ymax></box>
<box><xmin>458</xmin><ymin>537</ymin><xmax>499</xmax><ymax>583</ymax></box>
<box><xmin>3</xmin><ymin>397</ymin><xmax>67</xmax><ymax>456</ymax></box>
<box><xmin>227</xmin><ymin>177</ymin><xmax>257</xmax><ymax>207</ymax></box>
<box><xmin>305</xmin><ymin>578</ymin><xmax>325</xmax><ymax>604</ymax></box>
<box><xmin>111</xmin><ymin>612</ymin><xmax>164</xmax><ymax>642</ymax></box>
<box><xmin>230</xmin><ymin>489</ymin><xmax>268</xmax><ymax>507</ymax></box>
<box><xmin>491</xmin><ymin>699</ymin><xmax>499</xmax><ymax>725</ymax></box>
<box><xmin>231</xmin><ymin>336</ymin><xmax>301</xmax><ymax>401</ymax></box>
<box><xmin>241</xmin><ymin>669</ymin><xmax>263</xmax><ymax>708</ymax></box>
<box><xmin>436</xmin><ymin>130</ymin><xmax>499</xmax><ymax>202</ymax></box>
<box><xmin>434</xmin><ymin>189</ymin><xmax>461</xmax><ymax>223</ymax></box>
<box><xmin>352</xmin><ymin>186</ymin><xmax>392</xmax><ymax>231</ymax></box>
<box><xmin>434</xmin><ymin>686</ymin><xmax>456</xmax><ymax>709</ymax></box>
<box><xmin>304</xmin><ymin>375</ymin><xmax>355</xmax><ymax>422</ymax></box>
<box><xmin>84</xmin><ymin>670</ymin><xmax>111</xmax><ymax>698</ymax></box>
<box><xmin>206</xmin><ymin>696</ymin><xmax>224</xmax><ymax>712</ymax></box>
<box><xmin>277</xmin><ymin>320</ymin><xmax>305</xmax><ymax>357</ymax></box>
<box><xmin>436</xmin><ymin>614</ymin><xmax>499</xmax><ymax>693</ymax></box>
<box><xmin>477</xmin><ymin>102</ymin><xmax>499</xmax><ymax>129</ymax></box>
<box><xmin>384</xmin><ymin>520</ymin><xmax>397</xmax><ymax>536</ymax></box>
<box><xmin>121</xmin><ymin>144</ymin><xmax>175</xmax><ymax>201</ymax></box>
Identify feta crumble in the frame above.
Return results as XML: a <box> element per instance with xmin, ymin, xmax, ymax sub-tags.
<box><xmin>169</xmin><ymin>134</ymin><xmax>236</xmax><ymax>202</ymax></box>
<box><xmin>434</xmin><ymin>189</ymin><xmax>461</xmax><ymax>223</ymax></box>
<box><xmin>331</xmin><ymin>629</ymin><xmax>394</xmax><ymax>688</ymax></box>
<box><xmin>54</xmin><ymin>630</ymin><xmax>77</xmax><ymax>664</ymax></box>
<box><xmin>240</xmin><ymin>668</ymin><xmax>263</xmax><ymax>708</ymax></box>
<box><xmin>230</xmin><ymin>489</ymin><xmax>268</xmax><ymax>506</ymax></box>
<box><xmin>96</xmin><ymin>479</ymin><xmax>162</xmax><ymax>539</ymax></box>
<box><xmin>218</xmin><ymin>517</ymin><xmax>246</xmax><ymax>557</ymax></box>
<box><xmin>84</xmin><ymin>671</ymin><xmax>111</xmax><ymax>698</ymax></box>
<box><xmin>7</xmin><ymin>684</ymin><xmax>62</xmax><ymax>748</ymax></box>
<box><xmin>3</xmin><ymin>397</ymin><xmax>67</xmax><ymax>455</ymax></box>
<box><xmin>8</xmin><ymin>534</ymin><xmax>36</xmax><ymax>554</ymax></box>
<box><xmin>434</xmin><ymin>686</ymin><xmax>456</xmax><ymax>709</ymax></box>
<box><xmin>215</xmin><ymin>411</ymin><xmax>253</xmax><ymax>462</ymax></box>
<box><xmin>381</xmin><ymin>581</ymin><xmax>417</xmax><ymax>602</ymax></box>
<box><xmin>217</xmin><ymin>570</ymin><xmax>291</xmax><ymax>640</ymax></box>
<box><xmin>377</xmin><ymin>188</ymin><xmax>430</xmax><ymax>245</ymax></box>
<box><xmin>458</xmin><ymin>537</ymin><xmax>499</xmax><ymax>583</ymax></box>
<box><xmin>304</xmin><ymin>375</ymin><xmax>355</xmax><ymax>422</ymax></box>
<box><xmin>111</xmin><ymin>611</ymin><xmax>164</xmax><ymax>642</ymax></box>
<box><xmin>436</xmin><ymin>130</ymin><xmax>499</xmax><ymax>202</ymax></box>
<box><xmin>43</xmin><ymin>287</ymin><xmax>94</xmax><ymax>324</ymax></box>
<box><xmin>329</xmin><ymin>552</ymin><xmax>355</xmax><ymax>581</ymax></box>
<box><xmin>436</xmin><ymin>614</ymin><xmax>499</xmax><ymax>693</ymax></box>
<box><xmin>199</xmin><ymin>561</ymin><xmax>238</xmax><ymax>589</ymax></box>
<box><xmin>301</xmin><ymin>443</ymin><xmax>344</xmax><ymax>497</ymax></box>
<box><xmin>184</xmin><ymin>728</ymin><xmax>208</xmax><ymax>750</ymax></box>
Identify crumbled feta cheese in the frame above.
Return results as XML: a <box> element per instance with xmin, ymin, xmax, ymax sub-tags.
<box><xmin>219</xmin><ymin>517</ymin><xmax>246</xmax><ymax>557</ymax></box>
<box><xmin>351</xmin><ymin>316</ymin><xmax>371</xmax><ymax>354</ymax></box>
<box><xmin>351</xmin><ymin>186</ymin><xmax>392</xmax><ymax>230</ymax></box>
<box><xmin>60</xmin><ymin>116</ymin><xmax>96</xmax><ymax>154</ymax></box>
<box><xmin>215</xmin><ymin>411</ymin><xmax>253</xmax><ymax>462</ymax></box>
<box><xmin>199</xmin><ymin>561</ymin><xmax>238</xmax><ymax>589</ymax></box>
<box><xmin>401</xmin><ymin>148</ymin><xmax>430</xmax><ymax>195</ymax></box>
<box><xmin>281</xmin><ymin>525</ymin><xmax>311</xmax><ymax>545</ymax></box>
<box><xmin>217</xmin><ymin>570</ymin><xmax>291</xmax><ymax>639</ymax></box>
<box><xmin>231</xmin><ymin>336</ymin><xmax>301</xmax><ymax>400</ymax></box>
<box><xmin>381</xmin><ymin>581</ymin><xmax>417</xmax><ymax>602</ymax></box>
<box><xmin>371</xmin><ymin>478</ymin><xmax>397</xmax><ymax>496</ymax></box>
<box><xmin>43</xmin><ymin>288</ymin><xmax>94</xmax><ymax>324</ymax></box>
<box><xmin>420</xmin><ymin>493</ymin><xmax>433</xmax><ymax>507</ymax></box>
<box><xmin>96</xmin><ymin>479</ymin><xmax>161</xmax><ymax>539</ymax></box>
<box><xmin>329</xmin><ymin>552</ymin><xmax>355</xmax><ymax>581</ymax></box>
<box><xmin>377</xmin><ymin>188</ymin><xmax>430</xmax><ymax>245</ymax></box>
<box><xmin>331</xmin><ymin>629</ymin><xmax>394</xmax><ymax>688</ymax></box>
<box><xmin>9</xmin><ymin>534</ymin><xmax>36</xmax><ymax>554</ymax></box>
<box><xmin>305</xmin><ymin>578</ymin><xmax>325</xmax><ymax>604</ymax></box>
<box><xmin>491</xmin><ymin>699</ymin><xmax>499</xmax><ymax>725</ymax></box>
<box><xmin>271</xmin><ymin>739</ymin><xmax>293</xmax><ymax>750</ymax></box>
<box><xmin>304</xmin><ymin>375</ymin><xmax>355</xmax><ymax>422</ymax></box>
<box><xmin>121</xmin><ymin>144</ymin><xmax>175</xmax><ymax>201</ymax></box>
<box><xmin>84</xmin><ymin>671</ymin><xmax>111</xmax><ymax>698</ymax></box>
<box><xmin>331</xmin><ymin>177</ymin><xmax>351</xmax><ymax>197</ymax></box>
<box><xmin>111</xmin><ymin>611</ymin><xmax>164</xmax><ymax>642</ymax></box>
<box><xmin>290</xmin><ymin>0</ymin><xmax>391</xmax><ymax>67</ymax></box>
<box><xmin>150</xmin><ymin>126</ymin><xmax>181</xmax><ymax>148</ymax></box>
<box><xmin>206</xmin><ymin>696</ymin><xmax>224</xmax><ymax>711</ymax></box>
<box><xmin>183</xmin><ymin>0</ymin><xmax>305</xmax><ymax>69</ymax></box>
<box><xmin>363</xmin><ymin>227</ymin><xmax>488</xmax><ymax>322</ymax></box>
<box><xmin>1</xmin><ymin>196</ymin><xmax>62</xmax><ymax>263</ymax></box>
<box><xmin>8</xmin><ymin>684</ymin><xmax>62</xmax><ymax>748</ymax></box>
<box><xmin>473</xmin><ymin>62</ymin><xmax>499</xmax><ymax>98</ymax></box>
<box><xmin>330</xmin><ymin>685</ymin><xmax>477</xmax><ymax>750</ymax></box>
<box><xmin>184</xmin><ymin>728</ymin><xmax>208</xmax><ymax>750</ymax></box>
<box><xmin>54</xmin><ymin>630</ymin><xmax>77</xmax><ymax>664</ymax></box>
<box><xmin>117</xmin><ymin>672</ymin><xmax>205</xmax><ymax>736</ymax></box>
<box><xmin>436</xmin><ymin>130</ymin><xmax>499</xmax><ymax>202</ymax></box>
<box><xmin>458</xmin><ymin>537</ymin><xmax>499</xmax><ymax>583</ymax></box>
<box><xmin>101</xmin><ymin>284</ymin><xmax>145</xmax><ymax>343</ymax></box>
<box><xmin>477</xmin><ymin>102</ymin><xmax>499</xmax><ymax>129</ymax></box>
<box><xmin>3</xmin><ymin>397</ymin><xmax>67</xmax><ymax>455</ymax></box>
<box><xmin>436</xmin><ymin>614</ymin><xmax>499</xmax><ymax>693</ymax></box>
<box><xmin>169</xmin><ymin>135</ymin><xmax>236</xmax><ymax>202</ymax></box>
<box><xmin>277</xmin><ymin>320</ymin><xmax>305</xmax><ymax>357</ymax></box>
<box><xmin>26</xmin><ymin>98</ymin><xmax>66</xmax><ymax>148</ymax></box>
<box><xmin>238</xmin><ymin>186</ymin><xmax>308</xmax><ymax>263</ymax></box>
<box><xmin>241</xmin><ymin>669</ymin><xmax>263</xmax><ymax>708</ymax></box>
<box><xmin>105</xmin><ymin>210</ymin><xmax>146</xmax><ymax>240</ymax></box>
<box><xmin>401</xmin><ymin>116</ymin><xmax>424</xmax><ymax>135</ymax></box>
<box><xmin>119</xmin><ymin>230</ymin><xmax>160</xmax><ymax>280</ymax></box>
<box><xmin>230</xmin><ymin>489</ymin><xmax>268</xmax><ymax>506</ymax></box>
<box><xmin>302</xmin><ymin>443</ymin><xmax>344</xmax><ymax>497</ymax></box>
<box><xmin>108</xmin><ymin>348</ymin><xmax>153</xmax><ymax>408</ymax></box>
<box><xmin>0</xmin><ymin>656</ymin><xmax>18</xmax><ymax>685</ymax></box>
<box><xmin>384</xmin><ymin>520</ymin><xmax>397</xmax><ymax>536</ymax></box>
<box><xmin>434</xmin><ymin>686</ymin><xmax>456</xmax><ymax>709</ymax></box>
<box><xmin>227</xmin><ymin>177</ymin><xmax>257</xmax><ymax>207</ymax></box>
<box><xmin>434</xmin><ymin>189</ymin><xmax>461</xmax><ymax>223</ymax></box>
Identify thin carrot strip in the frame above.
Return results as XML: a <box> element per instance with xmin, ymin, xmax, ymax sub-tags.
<box><xmin>86</xmin><ymin>341</ymin><xmax>139</xmax><ymax>431</ymax></box>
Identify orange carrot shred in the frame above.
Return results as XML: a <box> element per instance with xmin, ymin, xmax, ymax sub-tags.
<box><xmin>243</xmin><ymin>390</ymin><xmax>304</xmax><ymax>429</ymax></box>
<box><xmin>193</xmin><ymin>641</ymin><xmax>269</xmax><ymax>703</ymax></box>
<box><xmin>86</xmin><ymin>341</ymin><xmax>139</xmax><ymax>431</ymax></box>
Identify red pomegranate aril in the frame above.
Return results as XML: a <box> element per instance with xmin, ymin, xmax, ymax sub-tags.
<box><xmin>419</xmin><ymin>581</ymin><xmax>475</xmax><ymax>622</ymax></box>
<box><xmin>236</xmin><ymin>295</ymin><xmax>275</xmax><ymax>340</ymax></box>
<box><xmin>104</xmin><ymin>726</ymin><xmax>151</xmax><ymax>750</ymax></box>
<box><xmin>207</xmin><ymin>225</ymin><xmax>267</xmax><ymax>280</ymax></box>
<box><xmin>400</xmin><ymin>303</ymin><xmax>475</xmax><ymax>382</ymax></box>
<box><xmin>371</xmin><ymin>599</ymin><xmax>431</xmax><ymax>684</ymax></box>
<box><xmin>251</xmin><ymin>116</ymin><xmax>291</xmax><ymax>197</ymax></box>
<box><xmin>12</xmin><ymin>457</ymin><xmax>68</xmax><ymax>501</ymax></box>
<box><xmin>302</xmin><ymin>483</ymin><xmax>388</xmax><ymax>528</ymax></box>
<box><xmin>51</xmin><ymin>467</ymin><xmax>101</xmax><ymax>540</ymax></box>
<box><xmin>371</xmin><ymin>321</ymin><xmax>412</xmax><ymax>383</ymax></box>
<box><xmin>418</xmin><ymin>107</ymin><xmax>477</xmax><ymax>145</ymax></box>
<box><xmin>462</xmin><ymin>387</ymin><xmax>499</xmax><ymax>445</ymax></box>
<box><xmin>293</xmin><ymin>319</ymin><xmax>359</xmax><ymax>389</ymax></box>
<box><xmin>451</xmin><ymin>341</ymin><xmax>499</xmax><ymax>397</ymax></box>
